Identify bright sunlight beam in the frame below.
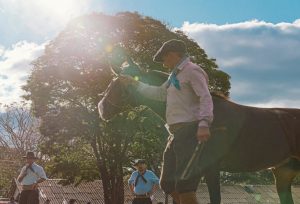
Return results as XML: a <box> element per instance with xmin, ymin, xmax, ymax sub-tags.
<box><xmin>3</xmin><ymin>0</ymin><xmax>97</xmax><ymax>35</ymax></box>
<box><xmin>33</xmin><ymin>0</ymin><xmax>88</xmax><ymax>22</ymax></box>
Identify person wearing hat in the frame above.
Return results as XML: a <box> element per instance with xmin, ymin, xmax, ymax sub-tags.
<box><xmin>121</xmin><ymin>39</ymin><xmax>213</xmax><ymax>204</ymax></box>
<box><xmin>128</xmin><ymin>159</ymin><xmax>159</xmax><ymax>204</ymax></box>
<box><xmin>17</xmin><ymin>151</ymin><xmax>47</xmax><ymax>204</ymax></box>
<box><xmin>68</xmin><ymin>198</ymin><xmax>76</xmax><ymax>204</ymax></box>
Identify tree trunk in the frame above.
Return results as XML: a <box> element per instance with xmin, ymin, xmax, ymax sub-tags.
<box><xmin>99</xmin><ymin>163</ymin><xmax>124</xmax><ymax>204</ymax></box>
<box><xmin>113</xmin><ymin>165</ymin><xmax>124</xmax><ymax>204</ymax></box>
<box><xmin>92</xmin><ymin>142</ymin><xmax>125</xmax><ymax>204</ymax></box>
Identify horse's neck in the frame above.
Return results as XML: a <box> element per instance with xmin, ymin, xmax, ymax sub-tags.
<box><xmin>134</xmin><ymin>93</ymin><xmax>166</xmax><ymax>120</ymax></box>
<box><xmin>129</xmin><ymin>71</ymin><xmax>167</xmax><ymax>120</ymax></box>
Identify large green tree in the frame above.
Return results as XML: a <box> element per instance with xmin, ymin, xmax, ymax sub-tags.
<box><xmin>23</xmin><ymin>12</ymin><xmax>230</xmax><ymax>203</ymax></box>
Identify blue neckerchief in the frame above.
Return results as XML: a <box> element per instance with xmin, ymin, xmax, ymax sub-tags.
<box><xmin>167</xmin><ymin>70</ymin><xmax>180</xmax><ymax>90</ymax></box>
<box><xmin>134</xmin><ymin>172</ymin><xmax>147</xmax><ymax>187</ymax></box>
<box><xmin>166</xmin><ymin>56</ymin><xmax>188</xmax><ymax>90</ymax></box>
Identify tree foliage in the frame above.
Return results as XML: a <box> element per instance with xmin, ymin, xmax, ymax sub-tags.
<box><xmin>23</xmin><ymin>12</ymin><xmax>230</xmax><ymax>203</ymax></box>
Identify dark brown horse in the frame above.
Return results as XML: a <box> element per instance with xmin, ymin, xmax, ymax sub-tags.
<box><xmin>98</xmin><ymin>63</ymin><xmax>300</xmax><ymax>204</ymax></box>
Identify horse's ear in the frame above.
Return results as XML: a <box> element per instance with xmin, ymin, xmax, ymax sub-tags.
<box><xmin>127</xmin><ymin>56</ymin><xmax>148</xmax><ymax>73</ymax></box>
<box><xmin>126</xmin><ymin>56</ymin><xmax>135</xmax><ymax>67</ymax></box>
<box><xmin>108</xmin><ymin>45</ymin><xmax>144</xmax><ymax>78</ymax></box>
<box><xmin>108</xmin><ymin>45</ymin><xmax>128</xmax><ymax>76</ymax></box>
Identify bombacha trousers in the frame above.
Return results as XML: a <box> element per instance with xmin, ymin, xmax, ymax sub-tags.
<box><xmin>132</xmin><ymin>197</ymin><xmax>152</xmax><ymax>204</ymax></box>
<box><xmin>160</xmin><ymin>122</ymin><xmax>201</xmax><ymax>193</ymax></box>
<box><xmin>19</xmin><ymin>189</ymin><xmax>39</xmax><ymax>204</ymax></box>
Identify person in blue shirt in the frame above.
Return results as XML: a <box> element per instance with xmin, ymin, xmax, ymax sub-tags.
<box><xmin>128</xmin><ymin>159</ymin><xmax>159</xmax><ymax>204</ymax></box>
<box><xmin>17</xmin><ymin>151</ymin><xmax>47</xmax><ymax>204</ymax></box>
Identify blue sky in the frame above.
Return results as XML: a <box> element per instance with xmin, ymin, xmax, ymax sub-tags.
<box><xmin>100</xmin><ymin>0</ymin><xmax>300</xmax><ymax>25</ymax></box>
<box><xmin>1</xmin><ymin>0</ymin><xmax>300</xmax><ymax>108</ymax></box>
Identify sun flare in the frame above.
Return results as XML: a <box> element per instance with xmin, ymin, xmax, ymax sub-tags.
<box><xmin>32</xmin><ymin>0</ymin><xmax>89</xmax><ymax>22</ymax></box>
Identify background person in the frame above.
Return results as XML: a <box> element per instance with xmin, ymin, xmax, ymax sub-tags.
<box><xmin>68</xmin><ymin>199</ymin><xmax>76</xmax><ymax>204</ymax></box>
<box><xmin>17</xmin><ymin>151</ymin><xmax>47</xmax><ymax>204</ymax></box>
<box><xmin>128</xmin><ymin>159</ymin><xmax>159</xmax><ymax>204</ymax></box>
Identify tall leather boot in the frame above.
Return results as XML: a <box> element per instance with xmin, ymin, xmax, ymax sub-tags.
<box><xmin>179</xmin><ymin>191</ymin><xmax>198</xmax><ymax>204</ymax></box>
<box><xmin>170</xmin><ymin>192</ymin><xmax>180</xmax><ymax>204</ymax></box>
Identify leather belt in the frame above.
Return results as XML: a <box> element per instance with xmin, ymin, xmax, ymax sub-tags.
<box><xmin>134</xmin><ymin>193</ymin><xmax>150</xmax><ymax>198</ymax></box>
<box><xmin>168</xmin><ymin>121</ymin><xmax>199</xmax><ymax>134</ymax></box>
<box><xmin>21</xmin><ymin>184</ymin><xmax>36</xmax><ymax>191</ymax></box>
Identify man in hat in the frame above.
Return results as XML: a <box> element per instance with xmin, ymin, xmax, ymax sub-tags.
<box><xmin>121</xmin><ymin>39</ymin><xmax>214</xmax><ymax>204</ymax></box>
<box><xmin>68</xmin><ymin>198</ymin><xmax>76</xmax><ymax>204</ymax></box>
<box><xmin>17</xmin><ymin>151</ymin><xmax>47</xmax><ymax>204</ymax></box>
<box><xmin>128</xmin><ymin>159</ymin><xmax>159</xmax><ymax>204</ymax></box>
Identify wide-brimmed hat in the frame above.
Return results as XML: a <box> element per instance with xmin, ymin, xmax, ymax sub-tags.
<box><xmin>132</xmin><ymin>159</ymin><xmax>146</xmax><ymax>167</ymax></box>
<box><xmin>22</xmin><ymin>151</ymin><xmax>38</xmax><ymax>159</ymax></box>
<box><xmin>153</xmin><ymin>39</ymin><xmax>187</xmax><ymax>63</ymax></box>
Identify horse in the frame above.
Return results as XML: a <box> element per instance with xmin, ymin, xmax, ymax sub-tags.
<box><xmin>98</xmin><ymin>61</ymin><xmax>300</xmax><ymax>204</ymax></box>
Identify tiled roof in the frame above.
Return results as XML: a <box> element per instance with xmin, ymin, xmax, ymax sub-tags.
<box><xmin>195</xmin><ymin>184</ymin><xmax>300</xmax><ymax>204</ymax></box>
<box><xmin>8</xmin><ymin>179</ymin><xmax>300</xmax><ymax>204</ymax></box>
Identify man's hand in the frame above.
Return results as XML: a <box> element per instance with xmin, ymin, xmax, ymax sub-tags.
<box><xmin>129</xmin><ymin>184</ymin><xmax>135</xmax><ymax>195</ymax></box>
<box><xmin>196</xmin><ymin>127</ymin><xmax>211</xmax><ymax>142</ymax></box>
<box><xmin>32</xmin><ymin>183</ymin><xmax>38</xmax><ymax>190</ymax></box>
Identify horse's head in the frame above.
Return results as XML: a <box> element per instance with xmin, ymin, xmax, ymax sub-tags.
<box><xmin>98</xmin><ymin>76</ymin><xmax>137</xmax><ymax>120</ymax></box>
<box><xmin>98</xmin><ymin>50</ymin><xmax>143</xmax><ymax>120</ymax></box>
<box><xmin>99</xmin><ymin>47</ymin><xmax>168</xmax><ymax>120</ymax></box>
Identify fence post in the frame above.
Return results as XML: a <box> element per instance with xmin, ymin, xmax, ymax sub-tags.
<box><xmin>164</xmin><ymin>193</ymin><xmax>168</xmax><ymax>204</ymax></box>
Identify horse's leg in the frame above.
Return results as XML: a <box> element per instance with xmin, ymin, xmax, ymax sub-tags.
<box><xmin>272</xmin><ymin>159</ymin><xmax>299</xmax><ymax>204</ymax></box>
<box><xmin>204</xmin><ymin>163</ymin><xmax>221</xmax><ymax>204</ymax></box>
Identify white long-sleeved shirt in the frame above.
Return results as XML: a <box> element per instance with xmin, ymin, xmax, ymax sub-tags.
<box><xmin>137</xmin><ymin>57</ymin><xmax>213</xmax><ymax>127</ymax></box>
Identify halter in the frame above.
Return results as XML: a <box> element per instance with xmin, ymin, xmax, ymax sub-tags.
<box><xmin>103</xmin><ymin>78</ymin><xmax>137</xmax><ymax>111</ymax></box>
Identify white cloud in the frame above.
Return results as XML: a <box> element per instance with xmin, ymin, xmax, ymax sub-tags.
<box><xmin>246</xmin><ymin>99</ymin><xmax>300</xmax><ymax>109</ymax></box>
<box><xmin>229</xmin><ymin>81</ymin><xmax>256</xmax><ymax>97</ymax></box>
<box><xmin>217</xmin><ymin>57</ymin><xmax>250</xmax><ymax>69</ymax></box>
<box><xmin>0</xmin><ymin>45</ymin><xmax>4</xmax><ymax>57</ymax></box>
<box><xmin>179</xmin><ymin>19</ymin><xmax>300</xmax><ymax>108</ymax></box>
<box><xmin>0</xmin><ymin>41</ymin><xmax>46</xmax><ymax>105</ymax></box>
<box><xmin>180</xmin><ymin>19</ymin><xmax>300</xmax><ymax>70</ymax></box>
